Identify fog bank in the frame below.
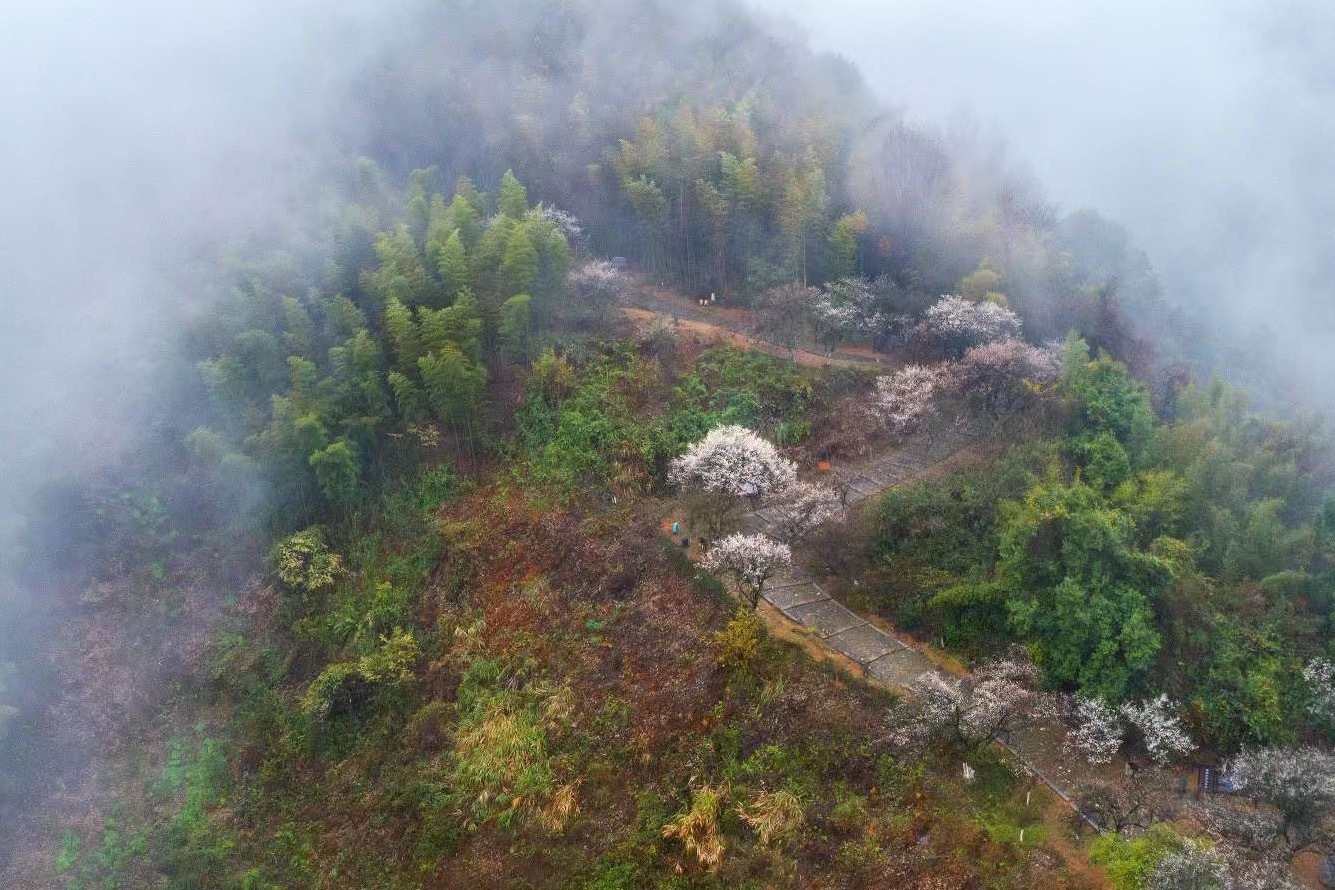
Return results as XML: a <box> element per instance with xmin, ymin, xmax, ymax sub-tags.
<box><xmin>754</xmin><ymin>0</ymin><xmax>1335</xmax><ymax>397</ymax></box>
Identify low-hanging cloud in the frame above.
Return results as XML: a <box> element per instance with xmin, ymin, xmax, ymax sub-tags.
<box><xmin>0</xmin><ymin>0</ymin><xmax>410</xmax><ymax>555</ymax></box>
<box><xmin>752</xmin><ymin>0</ymin><xmax>1335</xmax><ymax>401</ymax></box>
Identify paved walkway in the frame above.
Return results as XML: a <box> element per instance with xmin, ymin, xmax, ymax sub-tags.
<box><xmin>745</xmin><ymin>429</ymin><xmax>979</xmax><ymax>687</ymax></box>
<box><xmin>624</xmin><ymin>277</ymin><xmax>1105</xmax><ymax>829</ymax></box>
<box><xmin>745</xmin><ymin>423</ymin><xmax>1104</xmax><ymax>830</ymax></box>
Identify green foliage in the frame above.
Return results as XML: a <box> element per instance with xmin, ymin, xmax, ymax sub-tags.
<box><xmin>419</xmin><ymin>343</ymin><xmax>487</xmax><ymax>439</ymax></box>
<box><xmin>1088</xmin><ymin>825</ymin><xmax>1185</xmax><ymax>890</ymax></box>
<box><xmin>712</xmin><ymin>607</ymin><xmax>765</xmax><ymax>670</ymax></box>
<box><xmin>54</xmin><ymin>812</ymin><xmax>148</xmax><ymax>890</ymax></box>
<box><xmin>998</xmin><ymin>478</ymin><xmax>1170</xmax><ymax>700</ymax></box>
<box><xmin>272</xmin><ymin>527</ymin><xmax>343</xmax><ymax>592</ymax></box>
<box><xmin>435</xmin><ymin>228</ymin><xmax>469</xmax><ymax>300</ymax></box>
<box><xmin>308</xmin><ymin>440</ymin><xmax>361</xmax><ymax>507</ymax></box>
<box><xmin>301</xmin><ymin>629</ymin><xmax>419</xmax><ymax>723</ymax></box>
<box><xmin>870</xmin><ymin>442</ymin><xmax>1053</xmax><ymax>646</ymax></box>
<box><xmin>450</xmin><ymin>658</ymin><xmax>556</xmax><ymax>827</ymax></box>
<box><xmin>868</xmin><ymin>342</ymin><xmax>1333</xmax><ymax>746</ymax></box>
<box><xmin>498</xmin><ymin>293</ymin><xmax>532</xmax><ymax>362</ymax></box>
<box><xmin>501</xmin><ymin>224</ymin><xmax>539</xmax><ymax>297</ymax></box>
<box><xmin>497</xmin><ymin>169</ymin><xmax>528</xmax><ymax>218</ymax></box>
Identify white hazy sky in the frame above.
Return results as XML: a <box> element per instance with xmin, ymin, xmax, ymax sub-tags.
<box><xmin>751</xmin><ymin>0</ymin><xmax>1335</xmax><ymax>341</ymax></box>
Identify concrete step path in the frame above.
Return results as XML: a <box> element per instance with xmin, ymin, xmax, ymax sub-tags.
<box><xmin>749</xmin><ymin>420</ymin><xmax>1103</xmax><ymax>831</ymax></box>
<box><xmin>750</xmin><ymin>426</ymin><xmax>988</xmax><ymax>691</ymax></box>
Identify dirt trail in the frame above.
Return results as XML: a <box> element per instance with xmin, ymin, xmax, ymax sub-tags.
<box><xmin>620</xmin><ymin>278</ymin><xmax>900</xmax><ymax>370</ymax></box>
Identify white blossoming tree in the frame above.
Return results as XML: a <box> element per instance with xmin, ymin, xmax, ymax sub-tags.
<box><xmin>670</xmin><ymin>425</ymin><xmax>797</xmax><ymax>536</ymax></box>
<box><xmin>1145</xmin><ymin>844</ymin><xmax>1229</xmax><ymax>890</ymax></box>
<box><xmin>1303</xmin><ymin>657</ymin><xmax>1335</xmax><ymax>724</ymax></box>
<box><xmin>809</xmin><ymin>278</ymin><xmax>886</xmax><ymax>354</ymax></box>
<box><xmin>534</xmin><ymin>204</ymin><xmax>584</xmax><ymax>245</ymax></box>
<box><xmin>871</xmin><ymin>364</ymin><xmax>946</xmax><ymax>438</ymax></box>
<box><xmin>951</xmin><ymin>338</ymin><xmax>1062</xmax><ymax>417</ymax></box>
<box><xmin>766</xmin><ymin>481</ymin><xmax>842</xmax><ymax>545</ymax></box>
<box><xmin>916</xmin><ymin>295</ymin><xmax>1022</xmax><ymax>357</ymax></box>
<box><xmin>1224</xmin><ymin>746</ymin><xmax>1335</xmax><ymax>850</ymax></box>
<box><xmin>1066</xmin><ymin>693</ymin><xmax>1193</xmax><ymax>766</ymax></box>
<box><xmin>1120</xmin><ymin>694</ymin><xmax>1195</xmax><ymax>765</ymax></box>
<box><xmin>1068</xmin><ymin>696</ymin><xmax>1125</xmax><ymax>765</ymax></box>
<box><xmin>567</xmin><ymin>260</ymin><xmax>627</xmax><ymax>324</ymax></box>
<box><xmin>886</xmin><ymin>658</ymin><xmax>1059</xmax><ymax>756</ymax></box>
<box><xmin>702</xmin><ymin>533</ymin><xmax>792</xmax><ymax>609</ymax></box>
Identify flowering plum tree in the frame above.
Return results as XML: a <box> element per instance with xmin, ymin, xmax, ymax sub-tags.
<box><xmin>951</xmin><ymin>338</ymin><xmax>1062</xmax><ymax>417</ymax></box>
<box><xmin>671</xmin><ymin>425</ymin><xmax>797</xmax><ymax>536</ymax></box>
<box><xmin>1303</xmin><ymin>657</ymin><xmax>1335</xmax><ymax>723</ymax></box>
<box><xmin>702</xmin><ymin>533</ymin><xmax>792</xmax><ymax>609</ymax></box>
<box><xmin>916</xmin><ymin>295</ymin><xmax>1022</xmax><ymax>357</ymax></box>
<box><xmin>1145</xmin><ymin>844</ymin><xmax>1229</xmax><ymax>890</ymax></box>
<box><xmin>766</xmin><ymin>481</ymin><xmax>842</xmax><ymax>545</ymax></box>
<box><xmin>535</xmin><ymin>204</ymin><xmax>584</xmax><ymax>245</ymax></box>
<box><xmin>567</xmin><ymin>260</ymin><xmax>628</xmax><ymax>324</ymax></box>
<box><xmin>872</xmin><ymin>364</ymin><xmax>947</xmax><ymax>438</ymax></box>
<box><xmin>1120</xmin><ymin>694</ymin><xmax>1194</xmax><ymax>765</ymax></box>
<box><xmin>886</xmin><ymin>657</ymin><xmax>1059</xmax><ymax>755</ymax></box>
<box><xmin>809</xmin><ymin>277</ymin><xmax>890</xmax><ymax>353</ymax></box>
<box><xmin>1225</xmin><ymin>746</ymin><xmax>1335</xmax><ymax>850</ymax></box>
<box><xmin>1068</xmin><ymin>696</ymin><xmax>1125</xmax><ymax>765</ymax></box>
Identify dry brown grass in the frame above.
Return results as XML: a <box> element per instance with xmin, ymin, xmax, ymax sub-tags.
<box><xmin>662</xmin><ymin>785</ymin><xmax>727</xmax><ymax>870</ymax></box>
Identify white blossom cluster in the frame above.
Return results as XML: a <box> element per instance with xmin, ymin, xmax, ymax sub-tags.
<box><xmin>1068</xmin><ymin>696</ymin><xmax>1125</xmax><ymax>764</ymax></box>
<box><xmin>872</xmin><ymin>364</ymin><xmax>946</xmax><ymax>436</ymax></box>
<box><xmin>534</xmin><ymin>204</ymin><xmax>583</xmax><ymax>242</ymax></box>
<box><xmin>1066</xmin><ymin>693</ymin><xmax>1194</xmax><ymax>766</ymax></box>
<box><xmin>570</xmin><ymin>260</ymin><xmax>628</xmax><ymax>303</ymax></box>
<box><xmin>669</xmin><ymin>425</ymin><xmax>797</xmax><ymax>500</ymax></box>
<box><xmin>919</xmin><ymin>295</ymin><xmax>1022</xmax><ymax>352</ymax></box>
<box><xmin>1302</xmin><ymin>657</ymin><xmax>1335</xmax><ymax>722</ymax></box>
<box><xmin>1145</xmin><ymin>844</ymin><xmax>1228</xmax><ymax>890</ymax></box>
<box><xmin>702</xmin><ymin>533</ymin><xmax>792</xmax><ymax>606</ymax></box>
<box><xmin>956</xmin><ymin>338</ymin><xmax>1062</xmax><ymax>387</ymax></box>
<box><xmin>765</xmin><ymin>481</ymin><xmax>842</xmax><ymax>544</ymax></box>
<box><xmin>887</xmin><ymin>658</ymin><xmax>1058</xmax><ymax>752</ymax></box>
<box><xmin>1227</xmin><ymin>746</ymin><xmax>1335</xmax><ymax>810</ymax></box>
<box><xmin>811</xmin><ymin>278</ymin><xmax>891</xmax><ymax>338</ymax></box>
<box><xmin>1120</xmin><ymin>694</ymin><xmax>1195</xmax><ymax>765</ymax></box>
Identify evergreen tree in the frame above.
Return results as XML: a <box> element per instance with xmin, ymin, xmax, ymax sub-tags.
<box><xmin>449</xmin><ymin>192</ymin><xmax>482</xmax><ymax>248</ymax></box>
<box><xmin>281</xmin><ymin>296</ymin><xmax>316</xmax><ymax>358</ymax></box>
<box><xmin>309</xmin><ymin>439</ymin><xmax>361</xmax><ymax>507</ymax></box>
<box><xmin>826</xmin><ymin>211</ymin><xmax>867</xmax><ymax>281</ymax></box>
<box><xmin>497</xmin><ymin>294</ymin><xmax>532</xmax><ymax>362</ymax></box>
<box><xmin>364</xmin><ymin>225</ymin><xmax>433</xmax><ymax>307</ymax></box>
<box><xmin>501</xmin><ymin>224</ymin><xmax>539</xmax><ymax>297</ymax></box>
<box><xmin>436</xmin><ymin>229</ymin><xmax>470</xmax><ymax>301</ymax></box>
<box><xmin>418</xmin><ymin>343</ymin><xmax>487</xmax><ymax>443</ymax></box>
<box><xmin>383</xmin><ymin>298</ymin><xmax>421</xmax><ymax>375</ymax></box>
<box><xmin>419</xmin><ymin>288</ymin><xmax>482</xmax><ymax>362</ymax></box>
<box><xmin>498</xmin><ymin>169</ymin><xmax>528</xmax><ymax>218</ymax></box>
